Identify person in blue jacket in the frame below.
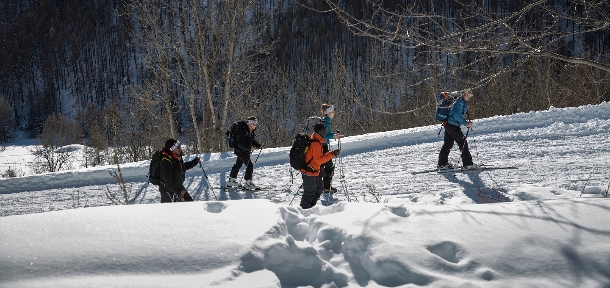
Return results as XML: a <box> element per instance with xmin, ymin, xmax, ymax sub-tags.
<box><xmin>437</xmin><ymin>91</ymin><xmax>478</xmax><ymax>170</ymax></box>
<box><xmin>320</xmin><ymin>104</ymin><xmax>343</xmax><ymax>192</ymax></box>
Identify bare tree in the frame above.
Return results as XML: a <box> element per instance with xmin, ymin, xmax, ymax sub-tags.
<box><xmin>105</xmin><ymin>153</ymin><xmax>132</xmax><ymax>205</ymax></box>
<box><xmin>130</xmin><ymin>0</ymin><xmax>275</xmax><ymax>152</ymax></box>
<box><xmin>320</xmin><ymin>0</ymin><xmax>610</xmax><ymax>75</ymax></box>
<box><xmin>31</xmin><ymin>113</ymin><xmax>83</xmax><ymax>173</ymax></box>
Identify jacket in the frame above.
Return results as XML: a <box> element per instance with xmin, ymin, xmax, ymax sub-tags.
<box><xmin>234</xmin><ymin>122</ymin><xmax>262</xmax><ymax>153</ymax></box>
<box><xmin>322</xmin><ymin>115</ymin><xmax>335</xmax><ymax>141</ymax></box>
<box><xmin>300</xmin><ymin>132</ymin><xmax>335</xmax><ymax>177</ymax></box>
<box><xmin>159</xmin><ymin>149</ymin><xmax>199</xmax><ymax>195</ymax></box>
<box><xmin>447</xmin><ymin>97</ymin><xmax>469</xmax><ymax>127</ymax></box>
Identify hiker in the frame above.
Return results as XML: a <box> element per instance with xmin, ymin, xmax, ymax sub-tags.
<box><xmin>300</xmin><ymin>123</ymin><xmax>340</xmax><ymax>209</ymax></box>
<box><xmin>159</xmin><ymin>139</ymin><xmax>201</xmax><ymax>203</ymax></box>
<box><xmin>320</xmin><ymin>104</ymin><xmax>343</xmax><ymax>192</ymax></box>
<box><xmin>437</xmin><ymin>91</ymin><xmax>479</xmax><ymax>170</ymax></box>
<box><xmin>227</xmin><ymin>116</ymin><xmax>264</xmax><ymax>190</ymax></box>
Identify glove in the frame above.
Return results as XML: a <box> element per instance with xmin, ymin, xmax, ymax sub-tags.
<box><xmin>332</xmin><ymin>149</ymin><xmax>341</xmax><ymax>156</ymax></box>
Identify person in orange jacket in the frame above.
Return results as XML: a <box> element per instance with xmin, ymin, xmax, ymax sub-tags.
<box><xmin>300</xmin><ymin>123</ymin><xmax>340</xmax><ymax>209</ymax></box>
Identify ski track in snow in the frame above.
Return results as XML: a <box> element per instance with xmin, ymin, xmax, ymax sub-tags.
<box><xmin>1</xmin><ymin>104</ymin><xmax>610</xmax><ymax>217</ymax></box>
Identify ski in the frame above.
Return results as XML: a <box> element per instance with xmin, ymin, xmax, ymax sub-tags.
<box><xmin>411</xmin><ymin>164</ymin><xmax>518</xmax><ymax>175</ymax></box>
<box><xmin>214</xmin><ymin>186</ymin><xmax>281</xmax><ymax>192</ymax></box>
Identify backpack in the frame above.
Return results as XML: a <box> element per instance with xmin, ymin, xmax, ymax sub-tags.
<box><xmin>289</xmin><ymin>133</ymin><xmax>318</xmax><ymax>172</ymax></box>
<box><xmin>435</xmin><ymin>91</ymin><xmax>460</xmax><ymax>123</ymax></box>
<box><xmin>148</xmin><ymin>150</ymin><xmax>163</xmax><ymax>185</ymax></box>
<box><xmin>225</xmin><ymin>121</ymin><xmax>246</xmax><ymax>148</ymax></box>
<box><xmin>303</xmin><ymin>116</ymin><xmax>323</xmax><ymax>135</ymax></box>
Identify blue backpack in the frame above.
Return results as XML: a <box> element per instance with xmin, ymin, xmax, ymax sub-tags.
<box><xmin>435</xmin><ymin>91</ymin><xmax>460</xmax><ymax>123</ymax></box>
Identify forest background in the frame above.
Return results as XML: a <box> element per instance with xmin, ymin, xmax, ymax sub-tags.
<box><xmin>0</xmin><ymin>0</ymin><xmax>609</xmax><ymax>173</ymax></box>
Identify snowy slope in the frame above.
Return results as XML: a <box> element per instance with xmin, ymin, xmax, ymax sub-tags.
<box><xmin>0</xmin><ymin>103</ymin><xmax>610</xmax><ymax>287</ymax></box>
<box><xmin>2</xmin><ymin>103</ymin><xmax>609</xmax><ymax>214</ymax></box>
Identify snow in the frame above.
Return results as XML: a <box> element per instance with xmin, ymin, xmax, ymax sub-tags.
<box><xmin>1</xmin><ymin>103</ymin><xmax>610</xmax><ymax>287</ymax></box>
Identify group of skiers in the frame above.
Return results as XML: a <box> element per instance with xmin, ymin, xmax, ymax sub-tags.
<box><xmin>155</xmin><ymin>90</ymin><xmax>477</xmax><ymax>208</ymax></box>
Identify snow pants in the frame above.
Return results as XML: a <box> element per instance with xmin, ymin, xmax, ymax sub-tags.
<box><xmin>321</xmin><ymin>143</ymin><xmax>335</xmax><ymax>190</ymax></box>
<box><xmin>438</xmin><ymin>123</ymin><xmax>473</xmax><ymax>167</ymax></box>
<box><xmin>300</xmin><ymin>173</ymin><xmax>325</xmax><ymax>209</ymax></box>
<box><xmin>230</xmin><ymin>151</ymin><xmax>254</xmax><ymax>180</ymax></box>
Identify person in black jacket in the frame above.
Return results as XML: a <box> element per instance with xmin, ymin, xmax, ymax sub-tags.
<box><xmin>159</xmin><ymin>139</ymin><xmax>200</xmax><ymax>203</ymax></box>
<box><xmin>227</xmin><ymin>116</ymin><xmax>264</xmax><ymax>190</ymax></box>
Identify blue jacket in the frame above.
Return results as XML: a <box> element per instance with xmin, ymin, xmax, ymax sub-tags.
<box><xmin>322</xmin><ymin>115</ymin><xmax>335</xmax><ymax>141</ymax></box>
<box><xmin>447</xmin><ymin>98</ymin><xmax>469</xmax><ymax>127</ymax></box>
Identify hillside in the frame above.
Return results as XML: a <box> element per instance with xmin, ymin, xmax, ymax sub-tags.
<box><xmin>1</xmin><ymin>103</ymin><xmax>609</xmax><ymax>287</ymax></box>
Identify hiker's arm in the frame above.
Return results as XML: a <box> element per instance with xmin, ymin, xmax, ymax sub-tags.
<box><xmin>252</xmin><ymin>138</ymin><xmax>263</xmax><ymax>149</ymax></box>
<box><xmin>184</xmin><ymin>157</ymin><xmax>200</xmax><ymax>170</ymax></box>
<box><xmin>453</xmin><ymin>101</ymin><xmax>469</xmax><ymax>126</ymax></box>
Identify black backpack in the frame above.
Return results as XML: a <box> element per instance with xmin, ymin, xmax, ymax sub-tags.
<box><xmin>225</xmin><ymin>121</ymin><xmax>246</xmax><ymax>148</ymax></box>
<box><xmin>289</xmin><ymin>133</ymin><xmax>318</xmax><ymax>172</ymax></box>
<box><xmin>148</xmin><ymin>150</ymin><xmax>163</xmax><ymax>185</ymax></box>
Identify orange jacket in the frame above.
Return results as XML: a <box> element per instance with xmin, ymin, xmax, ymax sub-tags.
<box><xmin>301</xmin><ymin>132</ymin><xmax>335</xmax><ymax>177</ymax></box>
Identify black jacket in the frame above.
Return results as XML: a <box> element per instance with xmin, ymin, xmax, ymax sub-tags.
<box><xmin>234</xmin><ymin>122</ymin><xmax>262</xmax><ymax>153</ymax></box>
<box><xmin>158</xmin><ymin>149</ymin><xmax>199</xmax><ymax>195</ymax></box>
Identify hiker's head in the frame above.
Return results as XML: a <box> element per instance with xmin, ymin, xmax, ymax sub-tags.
<box><xmin>314</xmin><ymin>123</ymin><xmax>326</xmax><ymax>136</ymax></box>
<box><xmin>322</xmin><ymin>104</ymin><xmax>335</xmax><ymax>117</ymax></box>
<box><xmin>164</xmin><ymin>139</ymin><xmax>181</xmax><ymax>155</ymax></box>
<box><xmin>246</xmin><ymin>116</ymin><xmax>258</xmax><ymax>131</ymax></box>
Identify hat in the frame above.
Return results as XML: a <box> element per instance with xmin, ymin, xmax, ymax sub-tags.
<box><xmin>164</xmin><ymin>139</ymin><xmax>181</xmax><ymax>151</ymax></box>
<box><xmin>325</xmin><ymin>105</ymin><xmax>335</xmax><ymax>115</ymax></box>
<box><xmin>314</xmin><ymin>123</ymin><xmax>326</xmax><ymax>134</ymax></box>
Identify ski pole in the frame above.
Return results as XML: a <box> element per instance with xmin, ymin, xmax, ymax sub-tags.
<box><xmin>253</xmin><ymin>147</ymin><xmax>262</xmax><ymax>165</ymax></box>
<box><xmin>289</xmin><ymin>184</ymin><xmax>303</xmax><ymax>206</ymax></box>
<box><xmin>337</xmin><ymin>136</ymin><xmax>351</xmax><ymax>202</ymax></box>
<box><xmin>198</xmin><ymin>155</ymin><xmax>218</xmax><ymax>201</ymax></box>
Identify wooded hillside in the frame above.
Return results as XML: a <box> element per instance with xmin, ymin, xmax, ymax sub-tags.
<box><xmin>1</xmin><ymin>0</ymin><xmax>608</xmax><ymax>164</ymax></box>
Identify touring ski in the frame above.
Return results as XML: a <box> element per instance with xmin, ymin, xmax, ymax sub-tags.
<box><xmin>411</xmin><ymin>164</ymin><xmax>518</xmax><ymax>175</ymax></box>
<box><xmin>215</xmin><ymin>186</ymin><xmax>280</xmax><ymax>192</ymax></box>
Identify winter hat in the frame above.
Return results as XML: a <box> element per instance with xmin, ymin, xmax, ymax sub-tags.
<box><xmin>164</xmin><ymin>139</ymin><xmax>181</xmax><ymax>151</ymax></box>
<box><xmin>314</xmin><ymin>123</ymin><xmax>326</xmax><ymax>135</ymax></box>
<box><xmin>325</xmin><ymin>105</ymin><xmax>335</xmax><ymax>115</ymax></box>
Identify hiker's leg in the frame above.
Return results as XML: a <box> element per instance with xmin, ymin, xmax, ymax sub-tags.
<box><xmin>230</xmin><ymin>153</ymin><xmax>246</xmax><ymax>178</ymax></box>
<box><xmin>312</xmin><ymin>174</ymin><xmax>325</xmax><ymax>207</ymax></box>
<box><xmin>242</xmin><ymin>153</ymin><xmax>254</xmax><ymax>180</ymax></box>
<box><xmin>446</xmin><ymin>125</ymin><xmax>473</xmax><ymax>166</ymax></box>
<box><xmin>438</xmin><ymin>128</ymin><xmax>454</xmax><ymax>165</ymax></box>
<box><xmin>300</xmin><ymin>175</ymin><xmax>317</xmax><ymax>209</ymax></box>
<box><xmin>323</xmin><ymin>159</ymin><xmax>334</xmax><ymax>190</ymax></box>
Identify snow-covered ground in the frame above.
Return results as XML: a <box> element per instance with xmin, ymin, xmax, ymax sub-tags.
<box><xmin>1</xmin><ymin>103</ymin><xmax>609</xmax><ymax>287</ymax></box>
